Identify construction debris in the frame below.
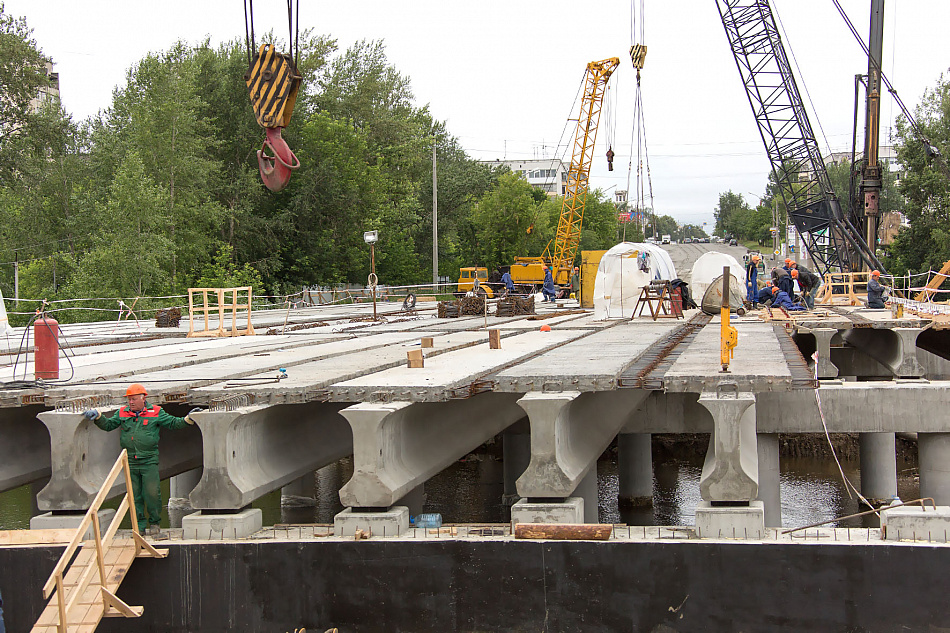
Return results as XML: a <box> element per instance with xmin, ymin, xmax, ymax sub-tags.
<box><xmin>438</xmin><ymin>297</ymin><xmax>487</xmax><ymax>318</ymax></box>
<box><xmin>265</xmin><ymin>321</ymin><xmax>329</xmax><ymax>335</ymax></box>
<box><xmin>496</xmin><ymin>295</ymin><xmax>536</xmax><ymax>317</ymax></box>
<box><xmin>154</xmin><ymin>307</ymin><xmax>181</xmax><ymax>328</ymax></box>
<box><xmin>514</xmin><ymin>523</ymin><xmax>613</xmax><ymax>540</ymax></box>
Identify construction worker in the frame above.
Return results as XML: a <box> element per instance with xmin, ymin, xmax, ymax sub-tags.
<box><xmin>745</xmin><ymin>254</ymin><xmax>760</xmax><ymax>306</ymax></box>
<box><xmin>541</xmin><ymin>266</ymin><xmax>556</xmax><ymax>302</ymax></box>
<box><xmin>501</xmin><ymin>270</ymin><xmax>515</xmax><ymax>295</ymax></box>
<box><xmin>772</xmin><ymin>265</ymin><xmax>794</xmax><ymax>299</ymax></box>
<box><xmin>868</xmin><ymin>270</ymin><xmax>886</xmax><ymax>308</ymax></box>
<box><xmin>771</xmin><ymin>285</ymin><xmax>805</xmax><ymax>311</ymax></box>
<box><xmin>84</xmin><ymin>384</ymin><xmax>202</xmax><ymax>536</ymax></box>
<box><xmin>757</xmin><ymin>283</ymin><xmax>775</xmax><ymax>306</ymax></box>
<box><xmin>570</xmin><ymin>267</ymin><xmax>580</xmax><ymax>300</ymax></box>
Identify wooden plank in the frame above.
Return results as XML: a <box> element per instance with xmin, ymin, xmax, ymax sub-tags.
<box><xmin>514</xmin><ymin>523</ymin><xmax>613</xmax><ymax>540</ymax></box>
<box><xmin>0</xmin><ymin>529</ymin><xmax>75</xmax><ymax>545</ymax></box>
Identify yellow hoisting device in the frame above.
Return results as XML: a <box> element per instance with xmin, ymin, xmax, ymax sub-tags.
<box><xmin>721</xmin><ymin>266</ymin><xmax>738</xmax><ymax>372</ymax></box>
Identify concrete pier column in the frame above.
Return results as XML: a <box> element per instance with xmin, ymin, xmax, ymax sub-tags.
<box><xmin>33</xmin><ymin>409</ymin><xmax>202</xmax><ymax>512</ymax></box>
<box><xmin>756</xmin><ymin>433</ymin><xmax>781</xmax><ymax>527</ymax></box>
<box><xmin>575</xmin><ymin>467</ymin><xmax>599</xmax><ymax>524</ymax></box>
<box><xmin>502</xmin><ymin>419</ymin><xmax>531</xmax><ymax>506</ymax></box>
<box><xmin>281</xmin><ymin>473</ymin><xmax>317</xmax><ymax>507</ymax></box>
<box><xmin>617</xmin><ymin>432</ymin><xmax>652</xmax><ymax>507</ymax></box>
<box><xmin>338</xmin><ymin>392</ymin><xmax>526</xmax><ymax>509</ymax></box>
<box><xmin>0</xmin><ymin>405</ymin><xmax>51</xmax><ymax>494</ymax></box>
<box><xmin>894</xmin><ymin>328</ymin><xmax>924</xmax><ymax>378</ymax></box>
<box><xmin>812</xmin><ymin>328</ymin><xmax>840</xmax><ymax>379</ymax></box>
<box><xmin>515</xmin><ymin>389</ymin><xmax>649</xmax><ymax>499</ymax></box>
<box><xmin>859</xmin><ymin>432</ymin><xmax>898</xmax><ymax>505</ymax></box>
<box><xmin>694</xmin><ymin>389</ymin><xmax>764</xmax><ymax>539</ymax></box>
<box><xmin>397</xmin><ymin>484</ymin><xmax>426</xmax><ymax>517</ymax></box>
<box><xmin>918</xmin><ymin>433</ymin><xmax>950</xmax><ymax>505</ymax></box>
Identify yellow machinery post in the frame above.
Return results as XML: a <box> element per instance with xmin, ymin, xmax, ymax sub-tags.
<box><xmin>721</xmin><ymin>266</ymin><xmax>738</xmax><ymax>372</ymax></box>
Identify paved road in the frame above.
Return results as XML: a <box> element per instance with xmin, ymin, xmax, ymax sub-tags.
<box><xmin>660</xmin><ymin>242</ymin><xmax>759</xmax><ymax>285</ymax></box>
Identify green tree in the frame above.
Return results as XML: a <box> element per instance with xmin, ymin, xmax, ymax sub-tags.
<box><xmin>886</xmin><ymin>75</ymin><xmax>950</xmax><ymax>275</ymax></box>
<box><xmin>471</xmin><ymin>172</ymin><xmax>540</xmax><ymax>267</ymax></box>
<box><xmin>195</xmin><ymin>244</ymin><xmax>264</xmax><ymax>289</ymax></box>
<box><xmin>713</xmin><ymin>191</ymin><xmax>751</xmax><ymax>239</ymax></box>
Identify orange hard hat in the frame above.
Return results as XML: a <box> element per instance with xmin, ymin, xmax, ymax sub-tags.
<box><xmin>540</xmin><ymin>324</ymin><xmax>552</xmax><ymax>332</ymax></box>
<box><xmin>771</xmin><ymin>286</ymin><xmax>779</xmax><ymax>294</ymax></box>
<box><xmin>125</xmin><ymin>383</ymin><xmax>147</xmax><ymax>397</ymax></box>
<box><xmin>871</xmin><ymin>269</ymin><xmax>881</xmax><ymax>277</ymax></box>
<box><xmin>784</xmin><ymin>258</ymin><xmax>792</xmax><ymax>265</ymax></box>
<box><xmin>791</xmin><ymin>269</ymin><xmax>799</xmax><ymax>278</ymax></box>
<box><xmin>752</xmin><ymin>255</ymin><xmax>760</xmax><ymax>262</ymax></box>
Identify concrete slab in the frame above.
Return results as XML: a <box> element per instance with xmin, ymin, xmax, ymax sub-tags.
<box><xmin>30</xmin><ymin>509</ymin><xmax>116</xmax><ymax>540</ymax></box>
<box><xmin>663</xmin><ymin>320</ymin><xmax>793</xmax><ymax>392</ymax></box>
<box><xmin>182</xmin><ymin>508</ymin><xmax>263</xmax><ymax>539</ymax></box>
<box><xmin>493</xmin><ymin>321</ymin><xmax>678</xmax><ymax>392</ymax></box>
<box><xmin>331</xmin><ymin>328</ymin><xmax>591</xmax><ymax>402</ymax></box>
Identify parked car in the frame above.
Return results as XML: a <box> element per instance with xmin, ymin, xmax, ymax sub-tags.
<box><xmin>684</xmin><ymin>237</ymin><xmax>692</xmax><ymax>244</ymax></box>
<box><xmin>729</xmin><ymin>238</ymin><xmax>738</xmax><ymax>246</ymax></box>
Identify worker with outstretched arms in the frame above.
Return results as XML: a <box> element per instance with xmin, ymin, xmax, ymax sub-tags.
<box><xmin>745</xmin><ymin>254</ymin><xmax>760</xmax><ymax>307</ymax></box>
<box><xmin>84</xmin><ymin>384</ymin><xmax>202</xmax><ymax>536</ymax></box>
<box><xmin>771</xmin><ymin>285</ymin><xmax>805</xmax><ymax>311</ymax></box>
<box><xmin>541</xmin><ymin>266</ymin><xmax>557</xmax><ymax>302</ymax></box>
<box><xmin>867</xmin><ymin>270</ymin><xmax>886</xmax><ymax>308</ymax></box>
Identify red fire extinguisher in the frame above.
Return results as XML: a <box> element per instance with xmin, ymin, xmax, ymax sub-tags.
<box><xmin>34</xmin><ymin>316</ymin><xmax>59</xmax><ymax>380</ymax></box>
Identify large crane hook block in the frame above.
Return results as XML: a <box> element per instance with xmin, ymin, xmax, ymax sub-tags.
<box><xmin>257</xmin><ymin>126</ymin><xmax>300</xmax><ymax>192</ymax></box>
<box><xmin>245</xmin><ymin>43</ymin><xmax>302</xmax><ymax>129</ymax></box>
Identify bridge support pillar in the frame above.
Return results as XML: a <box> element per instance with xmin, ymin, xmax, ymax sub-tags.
<box><xmin>756</xmin><ymin>433</ymin><xmax>781</xmax><ymax>527</ymax></box>
<box><xmin>812</xmin><ymin>328</ymin><xmax>840</xmax><ymax>379</ymax></box>
<box><xmin>397</xmin><ymin>484</ymin><xmax>425</xmax><ymax>517</ymax></box>
<box><xmin>919</xmin><ymin>433</ymin><xmax>950</xmax><ymax>505</ymax></box>
<box><xmin>859</xmin><ymin>432</ymin><xmax>897</xmax><ymax>506</ymax></box>
<box><xmin>502</xmin><ymin>420</ymin><xmax>530</xmax><ymax>506</ymax></box>
<box><xmin>576</xmin><ymin>467</ymin><xmax>599</xmax><ymax>524</ymax></box>
<box><xmin>618</xmin><ymin>432</ymin><xmax>653</xmax><ymax>507</ymax></box>
<box><xmin>281</xmin><ymin>473</ymin><xmax>317</xmax><ymax>507</ymax></box>
<box><xmin>694</xmin><ymin>390</ymin><xmax>764</xmax><ymax>539</ymax></box>
<box><xmin>338</xmin><ymin>392</ymin><xmax>525</xmax><ymax>512</ymax></box>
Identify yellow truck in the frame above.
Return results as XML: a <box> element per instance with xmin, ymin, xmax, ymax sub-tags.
<box><xmin>457</xmin><ymin>260</ymin><xmax>552</xmax><ymax>298</ymax></box>
<box><xmin>456</xmin><ymin>267</ymin><xmax>495</xmax><ymax>298</ymax></box>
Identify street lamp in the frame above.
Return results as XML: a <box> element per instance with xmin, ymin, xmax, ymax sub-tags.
<box><xmin>364</xmin><ymin>230</ymin><xmax>379</xmax><ymax>320</ymax></box>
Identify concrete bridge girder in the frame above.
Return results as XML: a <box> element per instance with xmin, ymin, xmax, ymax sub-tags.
<box><xmin>35</xmin><ymin>409</ymin><xmax>202</xmax><ymax>512</ymax></box>
<box><xmin>188</xmin><ymin>402</ymin><xmax>352</xmax><ymax>510</ymax></box>
<box><xmin>843</xmin><ymin>327</ymin><xmax>924</xmax><ymax>378</ymax></box>
<box><xmin>515</xmin><ymin>389</ymin><xmax>650</xmax><ymax>499</ymax></box>
<box><xmin>0</xmin><ymin>405</ymin><xmax>50</xmax><ymax>494</ymax></box>
<box><xmin>339</xmin><ymin>392</ymin><xmax>526</xmax><ymax>509</ymax></box>
<box><xmin>697</xmin><ymin>391</ymin><xmax>758</xmax><ymax>503</ymax></box>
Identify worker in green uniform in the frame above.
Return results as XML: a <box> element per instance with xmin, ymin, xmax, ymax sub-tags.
<box><xmin>570</xmin><ymin>267</ymin><xmax>580</xmax><ymax>300</ymax></box>
<box><xmin>84</xmin><ymin>383</ymin><xmax>202</xmax><ymax>536</ymax></box>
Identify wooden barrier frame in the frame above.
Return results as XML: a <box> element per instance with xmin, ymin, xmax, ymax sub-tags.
<box><xmin>817</xmin><ymin>272</ymin><xmax>870</xmax><ymax>306</ymax></box>
<box><xmin>187</xmin><ymin>286</ymin><xmax>256</xmax><ymax>338</ymax></box>
<box><xmin>37</xmin><ymin>450</ymin><xmax>167</xmax><ymax>633</ymax></box>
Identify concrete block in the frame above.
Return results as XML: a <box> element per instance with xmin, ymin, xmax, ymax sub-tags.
<box><xmin>334</xmin><ymin>506</ymin><xmax>409</xmax><ymax>538</ymax></box>
<box><xmin>694</xmin><ymin>501</ymin><xmax>765</xmax><ymax>539</ymax></box>
<box><xmin>510</xmin><ymin>497</ymin><xmax>584</xmax><ymax>527</ymax></box>
<box><xmin>182</xmin><ymin>509</ymin><xmax>263</xmax><ymax>540</ymax></box>
<box><xmin>30</xmin><ymin>509</ymin><xmax>116</xmax><ymax>540</ymax></box>
<box><xmin>698</xmin><ymin>391</ymin><xmax>758</xmax><ymax>502</ymax></box>
<box><xmin>0</xmin><ymin>406</ymin><xmax>50</xmax><ymax>494</ymax></box>
<box><xmin>881</xmin><ymin>505</ymin><xmax>950</xmax><ymax>542</ymax></box>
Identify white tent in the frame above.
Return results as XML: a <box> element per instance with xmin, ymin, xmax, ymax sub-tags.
<box><xmin>593</xmin><ymin>242</ymin><xmax>677</xmax><ymax>320</ymax></box>
<box><xmin>0</xmin><ymin>288</ymin><xmax>12</xmax><ymax>336</ymax></box>
<box><xmin>690</xmin><ymin>251</ymin><xmax>746</xmax><ymax>300</ymax></box>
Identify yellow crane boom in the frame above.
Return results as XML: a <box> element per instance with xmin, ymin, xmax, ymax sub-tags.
<box><xmin>543</xmin><ymin>57</ymin><xmax>620</xmax><ymax>284</ymax></box>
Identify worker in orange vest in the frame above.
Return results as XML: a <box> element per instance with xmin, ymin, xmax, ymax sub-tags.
<box><xmin>84</xmin><ymin>384</ymin><xmax>202</xmax><ymax>536</ymax></box>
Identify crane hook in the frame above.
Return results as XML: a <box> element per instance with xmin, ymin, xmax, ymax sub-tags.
<box><xmin>257</xmin><ymin>126</ymin><xmax>301</xmax><ymax>192</ymax></box>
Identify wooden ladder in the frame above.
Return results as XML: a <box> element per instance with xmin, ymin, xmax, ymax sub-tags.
<box><xmin>31</xmin><ymin>450</ymin><xmax>167</xmax><ymax>633</ymax></box>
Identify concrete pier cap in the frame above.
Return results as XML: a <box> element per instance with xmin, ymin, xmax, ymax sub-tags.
<box><xmin>697</xmin><ymin>387</ymin><xmax>759</xmax><ymax>503</ymax></box>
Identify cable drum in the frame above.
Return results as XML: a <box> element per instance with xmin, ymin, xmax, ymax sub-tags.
<box><xmin>402</xmin><ymin>294</ymin><xmax>417</xmax><ymax>310</ymax></box>
<box><xmin>367</xmin><ymin>273</ymin><xmax>378</xmax><ymax>289</ymax></box>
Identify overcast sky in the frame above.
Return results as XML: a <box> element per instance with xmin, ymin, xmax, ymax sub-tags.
<box><xmin>7</xmin><ymin>1</ymin><xmax>950</xmax><ymax>230</ymax></box>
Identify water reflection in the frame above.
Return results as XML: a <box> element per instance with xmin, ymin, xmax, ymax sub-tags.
<box><xmin>0</xmin><ymin>446</ymin><xmax>921</xmax><ymax>531</ymax></box>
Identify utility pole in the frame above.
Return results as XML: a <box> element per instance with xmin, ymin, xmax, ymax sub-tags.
<box><xmin>14</xmin><ymin>253</ymin><xmax>18</xmax><ymax>307</ymax></box>
<box><xmin>861</xmin><ymin>0</ymin><xmax>885</xmax><ymax>270</ymax></box>
<box><xmin>432</xmin><ymin>144</ymin><xmax>438</xmax><ymax>286</ymax></box>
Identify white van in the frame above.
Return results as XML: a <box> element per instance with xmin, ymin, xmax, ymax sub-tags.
<box><xmin>661</xmin><ymin>235</ymin><xmax>671</xmax><ymax>244</ymax></box>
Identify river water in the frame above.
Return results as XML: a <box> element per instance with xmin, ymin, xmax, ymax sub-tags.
<box><xmin>0</xmin><ymin>440</ymin><xmax>919</xmax><ymax>531</ymax></box>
